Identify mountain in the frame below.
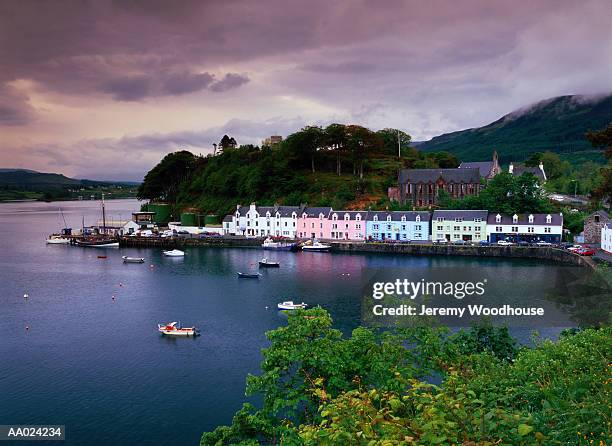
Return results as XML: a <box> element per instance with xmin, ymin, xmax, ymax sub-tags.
<box><xmin>419</xmin><ymin>94</ymin><xmax>612</xmax><ymax>164</ymax></box>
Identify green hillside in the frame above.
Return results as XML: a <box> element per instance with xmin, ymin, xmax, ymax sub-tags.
<box><xmin>419</xmin><ymin>94</ymin><xmax>612</xmax><ymax>164</ymax></box>
<box><xmin>0</xmin><ymin>169</ymin><xmax>138</xmax><ymax>201</ymax></box>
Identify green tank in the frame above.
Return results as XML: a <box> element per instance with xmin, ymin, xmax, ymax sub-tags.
<box><xmin>148</xmin><ymin>203</ymin><xmax>172</xmax><ymax>224</ymax></box>
<box><xmin>204</xmin><ymin>215</ymin><xmax>220</xmax><ymax>226</ymax></box>
<box><xmin>180</xmin><ymin>212</ymin><xmax>197</xmax><ymax>226</ymax></box>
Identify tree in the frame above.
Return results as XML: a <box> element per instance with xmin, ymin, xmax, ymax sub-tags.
<box><xmin>324</xmin><ymin>124</ymin><xmax>347</xmax><ymax>176</ymax></box>
<box><xmin>137</xmin><ymin>150</ymin><xmax>196</xmax><ymax>203</ymax></box>
<box><xmin>586</xmin><ymin>123</ymin><xmax>612</xmax><ymax>204</ymax></box>
<box><xmin>219</xmin><ymin>135</ymin><xmax>237</xmax><ymax>152</ymax></box>
<box><xmin>375</xmin><ymin>128</ymin><xmax>412</xmax><ymax>156</ymax></box>
<box><xmin>282</xmin><ymin>126</ymin><xmax>324</xmax><ymax>173</ymax></box>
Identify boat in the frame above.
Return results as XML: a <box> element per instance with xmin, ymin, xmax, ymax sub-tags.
<box><xmin>301</xmin><ymin>240</ymin><xmax>331</xmax><ymax>252</ymax></box>
<box><xmin>157</xmin><ymin>321</ymin><xmax>199</xmax><ymax>337</ymax></box>
<box><xmin>259</xmin><ymin>258</ymin><xmax>280</xmax><ymax>268</ymax></box>
<box><xmin>122</xmin><ymin>256</ymin><xmax>145</xmax><ymax>263</ymax></box>
<box><xmin>74</xmin><ymin>238</ymin><xmax>119</xmax><ymax>248</ymax></box>
<box><xmin>237</xmin><ymin>272</ymin><xmax>261</xmax><ymax>278</ymax></box>
<box><xmin>97</xmin><ymin>255</ymin><xmax>107</xmax><ymax>259</ymax></box>
<box><xmin>262</xmin><ymin>237</ymin><xmax>298</xmax><ymax>251</ymax></box>
<box><xmin>277</xmin><ymin>301</ymin><xmax>308</xmax><ymax>310</ymax></box>
<box><xmin>46</xmin><ymin>234</ymin><xmax>70</xmax><ymax>244</ymax></box>
<box><xmin>163</xmin><ymin>249</ymin><xmax>185</xmax><ymax>257</ymax></box>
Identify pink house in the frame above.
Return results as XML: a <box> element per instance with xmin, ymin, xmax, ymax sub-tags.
<box><xmin>297</xmin><ymin>207</ymin><xmax>332</xmax><ymax>239</ymax></box>
<box><xmin>328</xmin><ymin>211</ymin><xmax>367</xmax><ymax>240</ymax></box>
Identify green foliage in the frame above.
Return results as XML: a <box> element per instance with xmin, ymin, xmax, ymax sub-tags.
<box><xmin>586</xmin><ymin>122</ymin><xmax>612</xmax><ymax>205</ymax></box>
<box><xmin>137</xmin><ymin>150</ymin><xmax>196</xmax><ymax>202</ymax></box>
<box><xmin>201</xmin><ymin>309</ymin><xmax>610</xmax><ymax>446</ymax></box>
<box><xmin>439</xmin><ymin>172</ymin><xmax>553</xmax><ymax>214</ymax></box>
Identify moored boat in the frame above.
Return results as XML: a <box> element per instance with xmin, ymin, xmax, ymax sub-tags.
<box><xmin>162</xmin><ymin>249</ymin><xmax>185</xmax><ymax>257</ymax></box>
<box><xmin>301</xmin><ymin>240</ymin><xmax>331</xmax><ymax>252</ymax></box>
<box><xmin>259</xmin><ymin>258</ymin><xmax>280</xmax><ymax>268</ymax></box>
<box><xmin>46</xmin><ymin>234</ymin><xmax>70</xmax><ymax>244</ymax></box>
<box><xmin>237</xmin><ymin>272</ymin><xmax>261</xmax><ymax>278</ymax></box>
<box><xmin>122</xmin><ymin>256</ymin><xmax>145</xmax><ymax>263</ymax></box>
<box><xmin>262</xmin><ymin>237</ymin><xmax>297</xmax><ymax>251</ymax></box>
<box><xmin>74</xmin><ymin>238</ymin><xmax>119</xmax><ymax>248</ymax></box>
<box><xmin>277</xmin><ymin>301</ymin><xmax>308</xmax><ymax>310</ymax></box>
<box><xmin>157</xmin><ymin>321</ymin><xmax>199</xmax><ymax>336</ymax></box>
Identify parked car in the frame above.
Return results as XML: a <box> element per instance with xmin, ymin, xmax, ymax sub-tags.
<box><xmin>497</xmin><ymin>240</ymin><xmax>514</xmax><ymax>246</ymax></box>
<box><xmin>576</xmin><ymin>248</ymin><xmax>596</xmax><ymax>256</ymax></box>
<box><xmin>567</xmin><ymin>245</ymin><xmax>583</xmax><ymax>252</ymax></box>
<box><xmin>453</xmin><ymin>239</ymin><xmax>467</xmax><ymax>245</ymax></box>
<box><xmin>479</xmin><ymin>240</ymin><xmax>490</xmax><ymax>246</ymax></box>
<box><xmin>518</xmin><ymin>241</ymin><xmax>530</xmax><ymax>247</ymax></box>
<box><xmin>535</xmin><ymin>241</ymin><xmax>552</xmax><ymax>246</ymax></box>
<box><xmin>433</xmin><ymin>239</ymin><xmax>447</xmax><ymax>245</ymax></box>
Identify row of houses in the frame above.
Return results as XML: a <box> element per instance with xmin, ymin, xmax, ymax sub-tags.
<box><xmin>222</xmin><ymin>204</ymin><xmax>563</xmax><ymax>243</ymax></box>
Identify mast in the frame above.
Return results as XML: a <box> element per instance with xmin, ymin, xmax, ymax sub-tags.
<box><xmin>102</xmin><ymin>193</ymin><xmax>106</xmax><ymax>235</ymax></box>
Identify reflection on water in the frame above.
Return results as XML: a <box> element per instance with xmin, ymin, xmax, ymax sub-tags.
<box><xmin>0</xmin><ymin>199</ymin><xmax>602</xmax><ymax>446</ymax></box>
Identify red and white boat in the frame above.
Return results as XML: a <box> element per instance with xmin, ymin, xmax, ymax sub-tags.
<box><xmin>157</xmin><ymin>321</ymin><xmax>199</xmax><ymax>336</ymax></box>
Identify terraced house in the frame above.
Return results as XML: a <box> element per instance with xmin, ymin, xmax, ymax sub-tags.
<box><xmin>486</xmin><ymin>213</ymin><xmax>563</xmax><ymax>243</ymax></box>
<box><xmin>366</xmin><ymin>211</ymin><xmax>430</xmax><ymax>241</ymax></box>
<box><xmin>297</xmin><ymin>207</ymin><xmax>332</xmax><ymax>239</ymax></box>
<box><xmin>232</xmin><ymin>203</ymin><xmax>302</xmax><ymax>237</ymax></box>
<box><xmin>432</xmin><ymin>210</ymin><xmax>488</xmax><ymax>242</ymax></box>
<box><xmin>327</xmin><ymin>211</ymin><xmax>368</xmax><ymax>240</ymax></box>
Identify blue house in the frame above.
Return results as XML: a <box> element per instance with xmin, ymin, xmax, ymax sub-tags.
<box><xmin>366</xmin><ymin>211</ymin><xmax>430</xmax><ymax>241</ymax></box>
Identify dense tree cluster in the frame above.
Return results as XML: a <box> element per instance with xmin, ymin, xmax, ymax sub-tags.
<box><xmin>586</xmin><ymin>122</ymin><xmax>612</xmax><ymax>205</ymax></box>
<box><xmin>200</xmin><ymin>308</ymin><xmax>611</xmax><ymax>446</ymax></box>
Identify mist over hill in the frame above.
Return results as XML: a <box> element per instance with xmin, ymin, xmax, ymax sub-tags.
<box><xmin>419</xmin><ymin>94</ymin><xmax>612</xmax><ymax>164</ymax></box>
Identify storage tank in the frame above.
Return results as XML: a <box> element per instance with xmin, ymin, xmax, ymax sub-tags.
<box><xmin>204</xmin><ymin>215</ymin><xmax>220</xmax><ymax>226</ymax></box>
<box><xmin>148</xmin><ymin>203</ymin><xmax>172</xmax><ymax>224</ymax></box>
<box><xmin>180</xmin><ymin>212</ymin><xmax>197</xmax><ymax>227</ymax></box>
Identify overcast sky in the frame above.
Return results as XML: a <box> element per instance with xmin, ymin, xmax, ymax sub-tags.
<box><xmin>1</xmin><ymin>0</ymin><xmax>612</xmax><ymax>180</ymax></box>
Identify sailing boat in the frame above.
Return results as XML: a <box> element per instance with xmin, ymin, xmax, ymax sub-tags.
<box><xmin>46</xmin><ymin>208</ymin><xmax>72</xmax><ymax>244</ymax></box>
<box><xmin>74</xmin><ymin>194</ymin><xmax>119</xmax><ymax>247</ymax></box>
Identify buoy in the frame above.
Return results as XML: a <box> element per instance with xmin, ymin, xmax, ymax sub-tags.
<box><xmin>23</xmin><ymin>293</ymin><xmax>29</xmax><ymax>299</ymax></box>
<box><xmin>25</xmin><ymin>325</ymin><xmax>29</xmax><ymax>331</ymax></box>
<box><xmin>119</xmin><ymin>282</ymin><xmax>123</xmax><ymax>287</ymax></box>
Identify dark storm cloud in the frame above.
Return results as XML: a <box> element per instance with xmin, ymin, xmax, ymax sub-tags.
<box><xmin>209</xmin><ymin>74</ymin><xmax>250</xmax><ymax>93</ymax></box>
<box><xmin>0</xmin><ymin>85</ymin><xmax>36</xmax><ymax>125</ymax></box>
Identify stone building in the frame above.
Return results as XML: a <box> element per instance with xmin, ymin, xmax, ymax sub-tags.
<box><xmin>458</xmin><ymin>151</ymin><xmax>502</xmax><ymax>180</ymax></box>
<box><xmin>397</xmin><ymin>168</ymin><xmax>481</xmax><ymax>208</ymax></box>
<box><xmin>583</xmin><ymin>210</ymin><xmax>609</xmax><ymax>245</ymax></box>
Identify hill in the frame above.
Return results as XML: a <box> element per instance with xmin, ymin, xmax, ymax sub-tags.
<box><xmin>419</xmin><ymin>94</ymin><xmax>612</xmax><ymax>164</ymax></box>
<box><xmin>0</xmin><ymin>169</ymin><xmax>138</xmax><ymax>201</ymax></box>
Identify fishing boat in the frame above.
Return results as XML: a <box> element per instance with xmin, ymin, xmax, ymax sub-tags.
<box><xmin>301</xmin><ymin>240</ymin><xmax>331</xmax><ymax>252</ymax></box>
<box><xmin>122</xmin><ymin>256</ymin><xmax>145</xmax><ymax>263</ymax></box>
<box><xmin>259</xmin><ymin>258</ymin><xmax>280</xmax><ymax>268</ymax></box>
<box><xmin>74</xmin><ymin>238</ymin><xmax>119</xmax><ymax>248</ymax></box>
<box><xmin>237</xmin><ymin>272</ymin><xmax>261</xmax><ymax>278</ymax></box>
<box><xmin>157</xmin><ymin>321</ymin><xmax>199</xmax><ymax>337</ymax></box>
<box><xmin>277</xmin><ymin>301</ymin><xmax>308</xmax><ymax>310</ymax></box>
<box><xmin>46</xmin><ymin>234</ymin><xmax>70</xmax><ymax>244</ymax></box>
<box><xmin>162</xmin><ymin>249</ymin><xmax>185</xmax><ymax>257</ymax></box>
<box><xmin>262</xmin><ymin>237</ymin><xmax>297</xmax><ymax>251</ymax></box>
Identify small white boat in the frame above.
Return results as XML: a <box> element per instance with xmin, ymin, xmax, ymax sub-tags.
<box><xmin>259</xmin><ymin>258</ymin><xmax>280</xmax><ymax>268</ymax></box>
<box><xmin>157</xmin><ymin>321</ymin><xmax>199</xmax><ymax>336</ymax></box>
<box><xmin>122</xmin><ymin>256</ymin><xmax>145</xmax><ymax>263</ymax></box>
<box><xmin>301</xmin><ymin>240</ymin><xmax>331</xmax><ymax>252</ymax></box>
<box><xmin>262</xmin><ymin>237</ymin><xmax>297</xmax><ymax>251</ymax></box>
<box><xmin>237</xmin><ymin>272</ymin><xmax>261</xmax><ymax>278</ymax></box>
<box><xmin>46</xmin><ymin>234</ymin><xmax>70</xmax><ymax>244</ymax></box>
<box><xmin>277</xmin><ymin>301</ymin><xmax>308</xmax><ymax>310</ymax></box>
<box><xmin>163</xmin><ymin>249</ymin><xmax>185</xmax><ymax>257</ymax></box>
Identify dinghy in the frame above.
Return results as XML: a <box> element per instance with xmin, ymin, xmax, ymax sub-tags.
<box><xmin>259</xmin><ymin>258</ymin><xmax>280</xmax><ymax>268</ymax></box>
<box><xmin>163</xmin><ymin>249</ymin><xmax>185</xmax><ymax>257</ymax></box>
<box><xmin>46</xmin><ymin>234</ymin><xmax>70</xmax><ymax>244</ymax></box>
<box><xmin>277</xmin><ymin>301</ymin><xmax>308</xmax><ymax>310</ymax></box>
<box><xmin>301</xmin><ymin>240</ymin><xmax>331</xmax><ymax>252</ymax></box>
<box><xmin>157</xmin><ymin>321</ymin><xmax>199</xmax><ymax>337</ymax></box>
<box><xmin>122</xmin><ymin>256</ymin><xmax>145</xmax><ymax>263</ymax></box>
<box><xmin>237</xmin><ymin>272</ymin><xmax>261</xmax><ymax>278</ymax></box>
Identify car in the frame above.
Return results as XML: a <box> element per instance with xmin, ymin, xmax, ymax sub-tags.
<box><xmin>535</xmin><ymin>241</ymin><xmax>552</xmax><ymax>246</ymax></box>
<box><xmin>497</xmin><ymin>240</ymin><xmax>514</xmax><ymax>246</ymax></box>
<box><xmin>433</xmin><ymin>239</ymin><xmax>447</xmax><ymax>245</ymax></box>
<box><xmin>453</xmin><ymin>239</ymin><xmax>467</xmax><ymax>245</ymax></box>
<box><xmin>479</xmin><ymin>240</ymin><xmax>490</xmax><ymax>246</ymax></box>
<box><xmin>567</xmin><ymin>245</ymin><xmax>582</xmax><ymax>252</ymax></box>
<box><xmin>576</xmin><ymin>248</ymin><xmax>596</xmax><ymax>256</ymax></box>
<box><xmin>518</xmin><ymin>241</ymin><xmax>530</xmax><ymax>247</ymax></box>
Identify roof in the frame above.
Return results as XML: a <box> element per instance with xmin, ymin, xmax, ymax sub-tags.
<box><xmin>275</xmin><ymin>205</ymin><xmax>302</xmax><ymax>217</ymax></box>
<box><xmin>223</xmin><ymin>215</ymin><xmax>233</xmax><ymax>222</ymax></box>
<box><xmin>432</xmin><ymin>210</ymin><xmax>488</xmax><ymax>220</ymax></box>
<box><xmin>368</xmin><ymin>211</ymin><xmax>431</xmax><ymax>222</ymax></box>
<box><xmin>301</xmin><ymin>207</ymin><xmax>332</xmax><ymax>217</ymax></box>
<box><xmin>236</xmin><ymin>206</ymin><xmax>250</xmax><ymax>216</ymax></box>
<box><xmin>487</xmin><ymin>213</ymin><xmax>563</xmax><ymax>226</ymax></box>
<box><xmin>511</xmin><ymin>165</ymin><xmax>546</xmax><ymax>181</ymax></box>
<box><xmin>459</xmin><ymin>161</ymin><xmax>494</xmax><ymax>178</ymax></box>
<box><xmin>399</xmin><ymin>168</ymin><xmax>480</xmax><ymax>184</ymax></box>
<box><xmin>329</xmin><ymin>211</ymin><xmax>368</xmax><ymax>220</ymax></box>
<box><xmin>588</xmin><ymin>210</ymin><xmax>609</xmax><ymax>219</ymax></box>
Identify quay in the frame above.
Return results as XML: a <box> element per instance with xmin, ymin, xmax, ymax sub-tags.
<box><xmin>118</xmin><ymin>236</ymin><xmax>595</xmax><ymax>267</ymax></box>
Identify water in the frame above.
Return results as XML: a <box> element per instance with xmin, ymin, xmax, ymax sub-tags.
<box><xmin>0</xmin><ymin>199</ymin><xmax>587</xmax><ymax>445</ymax></box>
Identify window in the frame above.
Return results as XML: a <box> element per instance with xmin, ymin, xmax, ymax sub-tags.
<box><xmin>387</xmin><ymin>224</ymin><xmax>391</xmax><ymax>230</ymax></box>
<box><xmin>373</xmin><ymin>215</ymin><xmax>379</xmax><ymax>222</ymax></box>
<box><xmin>511</xmin><ymin>226</ymin><xmax>518</xmax><ymax>232</ymax></box>
<box><xmin>528</xmin><ymin>227</ymin><xmax>534</xmax><ymax>233</ymax></box>
<box><xmin>387</xmin><ymin>215</ymin><xmax>392</xmax><ymax>222</ymax></box>
<box><xmin>528</xmin><ymin>214</ymin><xmax>534</xmax><ymax>223</ymax></box>
<box><xmin>495</xmin><ymin>214</ymin><xmax>501</xmax><ymax>223</ymax></box>
<box><xmin>546</xmin><ymin>215</ymin><xmax>552</xmax><ymax>224</ymax></box>
<box><xmin>454</xmin><ymin>226</ymin><xmax>460</xmax><ymax>231</ymax></box>
<box><xmin>437</xmin><ymin>225</ymin><xmax>443</xmax><ymax>231</ymax></box>
<box><xmin>356</xmin><ymin>214</ymin><xmax>361</xmax><ymax>221</ymax></box>
<box><xmin>373</xmin><ymin>224</ymin><xmax>379</xmax><ymax>230</ymax></box>
<box><xmin>344</xmin><ymin>214</ymin><xmax>350</xmax><ymax>221</ymax></box>
<box><xmin>512</xmin><ymin>214</ymin><xmax>518</xmax><ymax>223</ymax></box>
<box><xmin>356</xmin><ymin>223</ymin><xmax>361</xmax><ymax>230</ymax></box>
<box><xmin>474</xmin><ymin>218</ymin><xmax>482</xmax><ymax>223</ymax></box>
<box><xmin>332</xmin><ymin>223</ymin><xmax>337</xmax><ymax>229</ymax></box>
<box><xmin>415</xmin><ymin>215</ymin><xmax>420</xmax><ymax>222</ymax></box>
<box><xmin>415</xmin><ymin>225</ymin><xmax>421</xmax><ymax>230</ymax></box>
<box><xmin>345</xmin><ymin>224</ymin><xmax>349</xmax><ymax>229</ymax></box>
<box><xmin>402</xmin><ymin>225</ymin><xmax>407</xmax><ymax>230</ymax></box>
<box><xmin>454</xmin><ymin>234</ymin><xmax>460</xmax><ymax>239</ymax></box>
<box><xmin>332</xmin><ymin>214</ymin><xmax>338</xmax><ymax>221</ymax></box>
<box><xmin>595</xmin><ymin>215</ymin><xmax>600</xmax><ymax>223</ymax></box>
<box><xmin>545</xmin><ymin>227</ymin><xmax>551</xmax><ymax>233</ymax></box>
<box><xmin>436</xmin><ymin>217</ymin><xmax>445</xmax><ymax>222</ymax></box>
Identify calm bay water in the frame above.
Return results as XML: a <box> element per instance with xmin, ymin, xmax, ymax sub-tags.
<box><xmin>0</xmin><ymin>199</ymin><xmax>582</xmax><ymax>445</ymax></box>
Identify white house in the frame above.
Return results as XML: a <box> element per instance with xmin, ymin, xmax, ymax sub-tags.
<box><xmin>222</xmin><ymin>215</ymin><xmax>235</xmax><ymax>235</ymax></box>
<box><xmin>229</xmin><ymin>203</ymin><xmax>302</xmax><ymax>237</ymax></box>
<box><xmin>486</xmin><ymin>213</ymin><xmax>563</xmax><ymax>243</ymax></box>
<box><xmin>602</xmin><ymin>223</ymin><xmax>612</xmax><ymax>253</ymax></box>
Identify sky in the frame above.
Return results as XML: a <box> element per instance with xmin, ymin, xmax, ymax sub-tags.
<box><xmin>1</xmin><ymin>0</ymin><xmax>612</xmax><ymax>181</ymax></box>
